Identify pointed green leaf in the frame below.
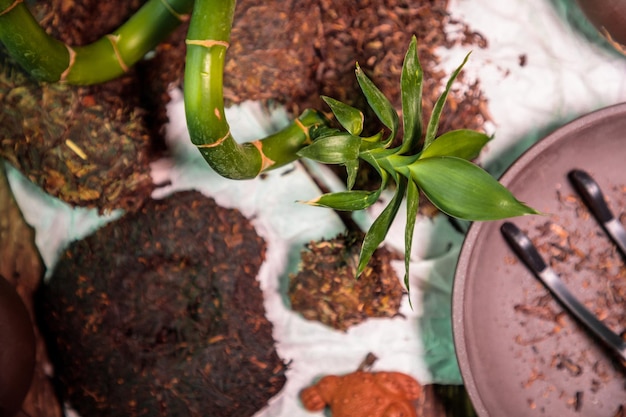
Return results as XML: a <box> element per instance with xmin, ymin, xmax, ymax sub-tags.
<box><xmin>359</xmin><ymin>131</ymin><xmax>387</xmax><ymax>152</ymax></box>
<box><xmin>358</xmin><ymin>151</ymin><xmax>391</xmax><ymax>193</ymax></box>
<box><xmin>386</xmin><ymin>153</ymin><xmax>420</xmax><ymax>178</ymax></box>
<box><xmin>297</xmin><ymin>133</ymin><xmax>361</xmax><ymax>164</ymax></box>
<box><xmin>322</xmin><ymin>96</ymin><xmax>364</xmax><ymax>136</ymax></box>
<box><xmin>423</xmin><ymin>52</ymin><xmax>470</xmax><ymax>149</ymax></box>
<box><xmin>309</xmin><ymin>125</ymin><xmax>342</xmax><ymax>140</ymax></box>
<box><xmin>357</xmin><ymin>179</ymin><xmax>407</xmax><ymax>277</ymax></box>
<box><xmin>303</xmin><ymin>189</ymin><xmax>382</xmax><ymax>211</ymax></box>
<box><xmin>361</xmin><ymin>131</ymin><xmax>384</xmax><ymax>143</ymax></box>
<box><xmin>399</xmin><ymin>36</ymin><xmax>423</xmax><ymax>154</ymax></box>
<box><xmin>408</xmin><ymin>156</ymin><xmax>539</xmax><ymax>220</ymax></box>
<box><xmin>356</xmin><ymin>63</ymin><xmax>399</xmax><ymax>144</ymax></box>
<box><xmin>345</xmin><ymin>159</ymin><xmax>359</xmax><ymax>190</ymax></box>
<box><xmin>360</xmin><ymin>151</ymin><xmax>386</xmax><ymax>179</ymax></box>
<box><xmin>376</xmin><ymin>153</ymin><xmax>402</xmax><ymax>184</ymax></box>
<box><xmin>420</xmin><ymin>129</ymin><xmax>491</xmax><ymax>160</ymax></box>
<box><xmin>404</xmin><ymin>179</ymin><xmax>420</xmax><ymax>306</ymax></box>
<box><xmin>360</xmin><ymin>150</ymin><xmax>400</xmax><ymax>190</ymax></box>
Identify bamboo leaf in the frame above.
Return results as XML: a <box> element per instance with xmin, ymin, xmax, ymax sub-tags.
<box><xmin>360</xmin><ymin>150</ymin><xmax>399</xmax><ymax>190</ymax></box>
<box><xmin>360</xmin><ymin>151</ymin><xmax>386</xmax><ymax>179</ymax></box>
<box><xmin>408</xmin><ymin>156</ymin><xmax>539</xmax><ymax>220</ymax></box>
<box><xmin>357</xmin><ymin>179</ymin><xmax>407</xmax><ymax>277</ymax></box>
<box><xmin>376</xmin><ymin>153</ymin><xmax>402</xmax><ymax>184</ymax></box>
<box><xmin>361</xmin><ymin>131</ymin><xmax>384</xmax><ymax>143</ymax></box>
<box><xmin>345</xmin><ymin>159</ymin><xmax>359</xmax><ymax>190</ymax></box>
<box><xmin>404</xmin><ymin>179</ymin><xmax>420</xmax><ymax>307</ymax></box>
<box><xmin>399</xmin><ymin>36</ymin><xmax>423</xmax><ymax>154</ymax></box>
<box><xmin>420</xmin><ymin>129</ymin><xmax>491</xmax><ymax>160</ymax></box>
<box><xmin>359</xmin><ymin>131</ymin><xmax>387</xmax><ymax>152</ymax></box>
<box><xmin>358</xmin><ymin>151</ymin><xmax>391</xmax><ymax>194</ymax></box>
<box><xmin>309</xmin><ymin>125</ymin><xmax>342</xmax><ymax>139</ymax></box>
<box><xmin>322</xmin><ymin>96</ymin><xmax>364</xmax><ymax>136</ymax></box>
<box><xmin>303</xmin><ymin>189</ymin><xmax>382</xmax><ymax>211</ymax></box>
<box><xmin>423</xmin><ymin>52</ymin><xmax>470</xmax><ymax>149</ymax></box>
<box><xmin>297</xmin><ymin>133</ymin><xmax>361</xmax><ymax>164</ymax></box>
<box><xmin>356</xmin><ymin>63</ymin><xmax>399</xmax><ymax>144</ymax></box>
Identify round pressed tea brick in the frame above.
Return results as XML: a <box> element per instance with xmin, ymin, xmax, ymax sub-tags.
<box><xmin>40</xmin><ymin>191</ymin><xmax>286</xmax><ymax>417</ymax></box>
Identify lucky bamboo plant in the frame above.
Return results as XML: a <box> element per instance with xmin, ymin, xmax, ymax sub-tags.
<box><xmin>298</xmin><ymin>37</ymin><xmax>538</xmax><ymax>290</ymax></box>
<box><xmin>0</xmin><ymin>0</ymin><xmax>538</xmax><ymax>286</ymax></box>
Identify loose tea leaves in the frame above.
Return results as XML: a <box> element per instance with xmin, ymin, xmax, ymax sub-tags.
<box><xmin>0</xmin><ymin>0</ymin><xmax>162</xmax><ymax>212</ymax></box>
<box><xmin>288</xmin><ymin>232</ymin><xmax>404</xmax><ymax>331</ymax></box>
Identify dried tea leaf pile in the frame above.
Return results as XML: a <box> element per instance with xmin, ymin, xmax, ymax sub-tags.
<box><xmin>289</xmin><ymin>233</ymin><xmax>404</xmax><ymax>331</ymax></box>
<box><xmin>0</xmin><ymin>0</ymin><xmax>161</xmax><ymax>212</ymax></box>
<box><xmin>39</xmin><ymin>191</ymin><xmax>286</xmax><ymax>417</ymax></box>
<box><xmin>0</xmin><ymin>48</ymin><xmax>156</xmax><ymax>212</ymax></box>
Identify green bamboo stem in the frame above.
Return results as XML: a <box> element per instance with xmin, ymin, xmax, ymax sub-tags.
<box><xmin>0</xmin><ymin>0</ymin><xmax>329</xmax><ymax>179</ymax></box>
<box><xmin>0</xmin><ymin>0</ymin><xmax>194</xmax><ymax>84</ymax></box>
<box><xmin>184</xmin><ymin>0</ymin><xmax>328</xmax><ymax>179</ymax></box>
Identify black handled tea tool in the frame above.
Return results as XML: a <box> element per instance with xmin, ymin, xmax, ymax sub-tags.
<box><xmin>501</xmin><ymin>169</ymin><xmax>626</xmax><ymax>364</ymax></box>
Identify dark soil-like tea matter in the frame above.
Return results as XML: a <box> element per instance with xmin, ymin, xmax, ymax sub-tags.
<box><xmin>39</xmin><ymin>191</ymin><xmax>286</xmax><ymax>417</ymax></box>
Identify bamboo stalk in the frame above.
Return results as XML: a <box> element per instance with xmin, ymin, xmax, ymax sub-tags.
<box><xmin>0</xmin><ymin>0</ymin><xmax>194</xmax><ymax>84</ymax></box>
<box><xmin>184</xmin><ymin>0</ymin><xmax>328</xmax><ymax>179</ymax></box>
<box><xmin>0</xmin><ymin>0</ymin><xmax>328</xmax><ymax>178</ymax></box>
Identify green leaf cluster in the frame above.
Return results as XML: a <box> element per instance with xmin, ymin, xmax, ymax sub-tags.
<box><xmin>298</xmin><ymin>36</ymin><xmax>538</xmax><ymax>295</ymax></box>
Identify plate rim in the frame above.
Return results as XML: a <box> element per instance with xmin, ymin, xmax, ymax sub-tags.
<box><xmin>452</xmin><ymin>101</ymin><xmax>626</xmax><ymax>417</ymax></box>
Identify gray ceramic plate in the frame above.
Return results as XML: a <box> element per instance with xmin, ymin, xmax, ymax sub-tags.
<box><xmin>453</xmin><ymin>103</ymin><xmax>626</xmax><ymax>417</ymax></box>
